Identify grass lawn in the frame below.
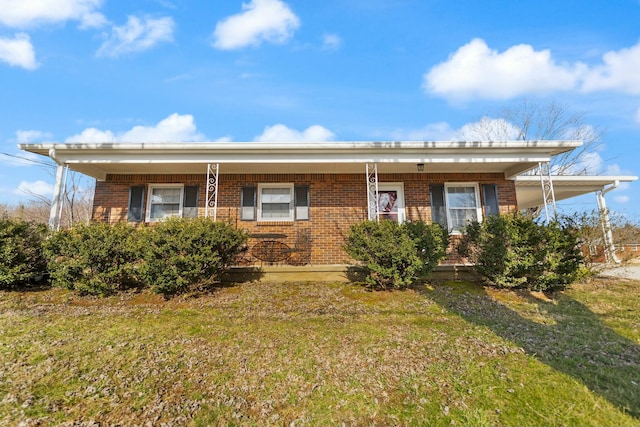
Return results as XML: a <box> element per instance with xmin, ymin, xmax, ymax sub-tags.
<box><xmin>1</xmin><ymin>277</ymin><xmax>639</xmax><ymax>426</ymax></box>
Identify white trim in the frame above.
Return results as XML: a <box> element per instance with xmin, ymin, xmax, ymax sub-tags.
<box><xmin>444</xmin><ymin>183</ymin><xmax>482</xmax><ymax>234</ymax></box>
<box><xmin>257</xmin><ymin>183</ymin><xmax>295</xmax><ymax>222</ymax></box>
<box><xmin>145</xmin><ymin>184</ymin><xmax>184</xmax><ymax>222</ymax></box>
<box><xmin>377</xmin><ymin>182</ymin><xmax>406</xmax><ymax>223</ymax></box>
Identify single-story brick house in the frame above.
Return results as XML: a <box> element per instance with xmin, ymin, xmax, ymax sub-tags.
<box><xmin>19</xmin><ymin>140</ymin><xmax>637</xmax><ymax>270</ymax></box>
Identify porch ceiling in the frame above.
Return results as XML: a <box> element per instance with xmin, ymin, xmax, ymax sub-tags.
<box><xmin>515</xmin><ymin>175</ymin><xmax>638</xmax><ymax>209</ymax></box>
<box><xmin>18</xmin><ymin>140</ymin><xmax>582</xmax><ymax>181</ymax></box>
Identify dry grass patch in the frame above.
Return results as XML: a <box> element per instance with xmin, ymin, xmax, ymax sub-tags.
<box><xmin>1</xmin><ymin>279</ymin><xmax>639</xmax><ymax>426</ymax></box>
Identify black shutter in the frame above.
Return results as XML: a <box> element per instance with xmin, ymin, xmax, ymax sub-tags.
<box><xmin>183</xmin><ymin>185</ymin><xmax>199</xmax><ymax>218</ymax></box>
<box><xmin>429</xmin><ymin>184</ymin><xmax>447</xmax><ymax>228</ymax></box>
<box><xmin>240</xmin><ymin>186</ymin><xmax>256</xmax><ymax>220</ymax></box>
<box><xmin>482</xmin><ymin>184</ymin><xmax>499</xmax><ymax>217</ymax></box>
<box><xmin>127</xmin><ymin>186</ymin><xmax>145</xmax><ymax>222</ymax></box>
<box><xmin>294</xmin><ymin>185</ymin><xmax>310</xmax><ymax>220</ymax></box>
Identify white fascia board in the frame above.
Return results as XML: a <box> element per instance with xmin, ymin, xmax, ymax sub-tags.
<box><xmin>515</xmin><ymin>175</ymin><xmax>639</xmax><ymax>186</ymax></box>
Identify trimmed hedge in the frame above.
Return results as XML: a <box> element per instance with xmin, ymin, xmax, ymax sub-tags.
<box><xmin>43</xmin><ymin>222</ymin><xmax>140</xmax><ymax>296</ymax></box>
<box><xmin>137</xmin><ymin>218</ymin><xmax>248</xmax><ymax>295</ymax></box>
<box><xmin>344</xmin><ymin>220</ymin><xmax>448</xmax><ymax>290</ymax></box>
<box><xmin>0</xmin><ymin>218</ymin><xmax>47</xmax><ymax>289</ymax></box>
<box><xmin>459</xmin><ymin>213</ymin><xmax>583</xmax><ymax>291</ymax></box>
<box><xmin>43</xmin><ymin>218</ymin><xmax>249</xmax><ymax>296</ymax></box>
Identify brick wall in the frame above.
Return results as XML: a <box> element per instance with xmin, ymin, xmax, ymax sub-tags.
<box><xmin>93</xmin><ymin>172</ymin><xmax>517</xmax><ymax>265</ymax></box>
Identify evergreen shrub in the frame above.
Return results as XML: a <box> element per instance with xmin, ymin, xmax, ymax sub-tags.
<box><xmin>0</xmin><ymin>218</ymin><xmax>47</xmax><ymax>289</ymax></box>
<box><xmin>344</xmin><ymin>220</ymin><xmax>449</xmax><ymax>290</ymax></box>
<box><xmin>137</xmin><ymin>217</ymin><xmax>248</xmax><ymax>295</ymax></box>
<box><xmin>459</xmin><ymin>213</ymin><xmax>583</xmax><ymax>291</ymax></box>
<box><xmin>43</xmin><ymin>221</ymin><xmax>140</xmax><ymax>296</ymax></box>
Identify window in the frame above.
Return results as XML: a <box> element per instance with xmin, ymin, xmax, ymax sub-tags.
<box><xmin>127</xmin><ymin>186</ymin><xmax>145</xmax><ymax>222</ymax></box>
<box><xmin>146</xmin><ymin>184</ymin><xmax>184</xmax><ymax>222</ymax></box>
<box><xmin>445</xmin><ymin>184</ymin><xmax>482</xmax><ymax>233</ymax></box>
<box><xmin>259</xmin><ymin>184</ymin><xmax>294</xmax><ymax>221</ymax></box>
<box><xmin>482</xmin><ymin>184</ymin><xmax>499</xmax><ymax>217</ymax></box>
<box><xmin>241</xmin><ymin>184</ymin><xmax>309</xmax><ymax>221</ymax></box>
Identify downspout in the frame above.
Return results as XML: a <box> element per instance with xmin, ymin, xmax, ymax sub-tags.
<box><xmin>597</xmin><ymin>180</ymin><xmax>621</xmax><ymax>264</ymax></box>
<box><xmin>48</xmin><ymin>148</ymin><xmax>66</xmax><ymax>230</ymax></box>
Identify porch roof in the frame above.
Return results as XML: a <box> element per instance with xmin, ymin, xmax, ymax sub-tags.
<box><xmin>514</xmin><ymin>175</ymin><xmax>638</xmax><ymax>209</ymax></box>
<box><xmin>18</xmin><ymin>140</ymin><xmax>582</xmax><ymax>180</ymax></box>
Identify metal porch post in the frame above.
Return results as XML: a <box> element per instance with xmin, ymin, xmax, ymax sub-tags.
<box><xmin>366</xmin><ymin>163</ymin><xmax>379</xmax><ymax>221</ymax></box>
<box><xmin>205</xmin><ymin>163</ymin><xmax>219</xmax><ymax>221</ymax></box>
<box><xmin>538</xmin><ymin>161</ymin><xmax>557</xmax><ymax>224</ymax></box>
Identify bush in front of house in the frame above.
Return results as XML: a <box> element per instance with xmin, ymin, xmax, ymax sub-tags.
<box><xmin>459</xmin><ymin>212</ymin><xmax>583</xmax><ymax>291</ymax></box>
<box><xmin>0</xmin><ymin>218</ymin><xmax>48</xmax><ymax>289</ymax></box>
<box><xmin>43</xmin><ymin>221</ymin><xmax>140</xmax><ymax>296</ymax></box>
<box><xmin>404</xmin><ymin>220</ymin><xmax>449</xmax><ymax>275</ymax></box>
<box><xmin>344</xmin><ymin>220</ymin><xmax>449</xmax><ymax>290</ymax></box>
<box><xmin>137</xmin><ymin>217</ymin><xmax>249</xmax><ymax>295</ymax></box>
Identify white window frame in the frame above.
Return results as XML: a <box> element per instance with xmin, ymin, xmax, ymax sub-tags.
<box><xmin>146</xmin><ymin>184</ymin><xmax>184</xmax><ymax>222</ymax></box>
<box><xmin>257</xmin><ymin>183</ymin><xmax>294</xmax><ymax>222</ymax></box>
<box><xmin>377</xmin><ymin>183</ymin><xmax>406</xmax><ymax>223</ymax></box>
<box><xmin>444</xmin><ymin>183</ymin><xmax>482</xmax><ymax>234</ymax></box>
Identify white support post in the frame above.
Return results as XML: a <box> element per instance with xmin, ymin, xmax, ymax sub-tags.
<box><xmin>205</xmin><ymin>163</ymin><xmax>219</xmax><ymax>221</ymax></box>
<box><xmin>48</xmin><ymin>163</ymin><xmax>66</xmax><ymax>230</ymax></box>
<box><xmin>538</xmin><ymin>161</ymin><xmax>557</xmax><ymax>224</ymax></box>
<box><xmin>596</xmin><ymin>183</ymin><xmax>621</xmax><ymax>264</ymax></box>
<box><xmin>366</xmin><ymin>163</ymin><xmax>379</xmax><ymax>221</ymax></box>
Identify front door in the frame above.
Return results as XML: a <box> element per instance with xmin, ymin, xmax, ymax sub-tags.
<box><xmin>377</xmin><ymin>183</ymin><xmax>405</xmax><ymax>223</ymax></box>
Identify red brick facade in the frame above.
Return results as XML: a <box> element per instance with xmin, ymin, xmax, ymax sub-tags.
<box><xmin>92</xmin><ymin>172</ymin><xmax>517</xmax><ymax>265</ymax></box>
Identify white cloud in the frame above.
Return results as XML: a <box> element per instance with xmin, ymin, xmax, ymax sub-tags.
<box><xmin>14</xmin><ymin>180</ymin><xmax>53</xmax><ymax>198</ymax></box>
<box><xmin>457</xmin><ymin>117</ymin><xmax>521</xmax><ymax>141</ymax></box>
<box><xmin>66</xmin><ymin>113</ymin><xmax>205</xmax><ymax>142</ymax></box>
<box><xmin>424</xmin><ymin>38</ymin><xmax>640</xmax><ymax>102</ymax></box>
<box><xmin>322</xmin><ymin>33</ymin><xmax>342</xmax><ymax>51</ymax></box>
<box><xmin>65</xmin><ymin>127</ymin><xmax>115</xmax><ymax>142</ymax></box>
<box><xmin>581</xmin><ymin>40</ymin><xmax>640</xmax><ymax>95</ymax></box>
<box><xmin>0</xmin><ymin>33</ymin><xmax>38</xmax><ymax>70</ymax></box>
<box><xmin>390</xmin><ymin>117</ymin><xmax>520</xmax><ymax>142</ymax></box>
<box><xmin>96</xmin><ymin>15</ymin><xmax>175</xmax><ymax>58</ymax></box>
<box><xmin>613</xmin><ymin>195</ymin><xmax>630</xmax><ymax>204</ymax></box>
<box><xmin>16</xmin><ymin>130</ymin><xmax>53</xmax><ymax>143</ymax></box>
<box><xmin>423</xmin><ymin>38</ymin><xmax>582</xmax><ymax>101</ymax></box>
<box><xmin>0</xmin><ymin>0</ymin><xmax>106</xmax><ymax>29</ymax></box>
<box><xmin>254</xmin><ymin>124</ymin><xmax>334</xmax><ymax>142</ymax></box>
<box><xmin>212</xmin><ymin>0</ymin><xmax>300</xmax><ymax>50</ymax></box>
<box><xmin>635</xmin><ymin>106</ymin><xmax>640</xmax><ymax>124</ymax></box>
<box><xmin>390</xmin><ymin>122</ymin><xmax>456</xmax><ymax>141</ymax></box>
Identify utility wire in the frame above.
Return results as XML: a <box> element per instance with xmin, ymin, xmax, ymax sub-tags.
<box><xmin>0</xmin><ymin>152</ymin><xmax>54</xmax><ymax>167</ymax></box>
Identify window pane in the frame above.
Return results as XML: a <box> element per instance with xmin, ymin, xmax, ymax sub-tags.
<box><xmin>449</xmin><ymin>208</ymin><xmax>478</xmax><ymax>231</ymax></box>
<box><xmin>261</xmin><ymin>202</ymin><xmax>290</xmax><ymax>218</ymax></box>
<box><xmin>261</xmin><ymin>187</ymin><xmax>291</xmax><ymax>203</ymax></box>
<box><xmin>150</xmin><ymin>203</ymin><xmax>180</xmax><ymax>220</ymax></box>
<box><xmin>151</xmin><ymin>188</ymin><xmax>181</xmax><ymax>204</ymax></box>
<box><xmin>447</xmin><ymin>187</ymin><xmax>477</xmax><ymax>208</ymax></box>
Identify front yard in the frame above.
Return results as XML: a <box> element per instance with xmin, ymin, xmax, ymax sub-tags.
<box><xmin>1</xmin><ymin>278</ymin><xmax>639</xmax><ymax>426</ymax></box>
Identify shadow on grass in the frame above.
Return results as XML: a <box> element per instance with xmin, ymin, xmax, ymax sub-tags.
<box><xmin>422</xmin><ymin>281</ymin><xmax>640</xmax><ymax>419</ymax></box>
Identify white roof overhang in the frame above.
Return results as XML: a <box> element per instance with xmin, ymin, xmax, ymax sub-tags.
<box><xmin>18</xmin><ymin>140</ymin><xmax>582</xmax><ymax>181</ymax></box>
<box><xmin>514</xmin><ymin>175</ymin><xmax>638</xmax><ymax>209</ymax></box>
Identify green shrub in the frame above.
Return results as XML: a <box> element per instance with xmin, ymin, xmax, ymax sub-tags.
<box><xmin>460</xmin><ymin>213</ymin><xmax>583</xmax><ymax>291</ymax></box>
<box><xmin>137</xmin><ymin>217</ymin><xmax>248</xmax><ymax>295</ymax></box>
<box><xmin>344</xmin><ymin>220</ymin><xmax>448</xmax><ymax>290</ymax></box>
<box><xmin>0</xmin><ymin>218</ymin><xmax>47</xmax><ymax>289</ymax></box>
<box><xmin>43</xmin><ymin>222</ymin><xmax>140</xmax><ymax>296</ymax></box>
<box><xmin>405</xmin><ymin>221</ymin><xmax>449</xmax><ymax>275</ymax></box>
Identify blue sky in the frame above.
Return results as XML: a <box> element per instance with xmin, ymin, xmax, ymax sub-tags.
<box><xmin>1</xmin><ymin>0</ymin><xmax>639</xmax><ymax>218</ymax></box>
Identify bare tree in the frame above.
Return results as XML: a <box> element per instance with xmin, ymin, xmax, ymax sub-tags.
<box><xmin>14</xmin><ymin>158</ymin><xmax>95</xmax><ymax>228</ymax></box>
<box><xmin>460</xmin><ymin>98</ymin><xmax>603</xmax><ymax>175</ymax></box>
